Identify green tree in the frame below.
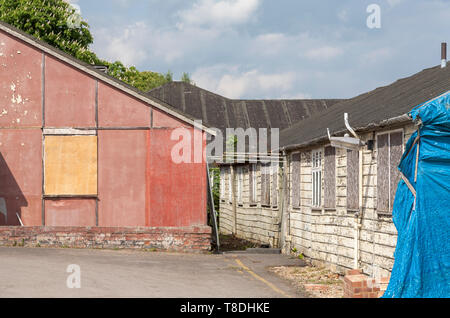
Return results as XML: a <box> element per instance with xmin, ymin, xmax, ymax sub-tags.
<box><xmin>0</xmin><ymin>0</ymin><xmax>100</xmax><ymax>64</ymax></box>
<box><xmin>181</xmin><ymin>72</ymin><xmax>193</xmax><ymax>84</ymax></box>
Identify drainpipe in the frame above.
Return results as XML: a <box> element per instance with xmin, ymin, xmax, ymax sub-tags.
<box><xmin>344</xmin><ymin>112</ymin><xmax>363</xmax><ymax>270</ymax></box>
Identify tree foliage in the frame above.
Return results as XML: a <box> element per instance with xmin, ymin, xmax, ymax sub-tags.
<box><xmin>0</xmin><ymin>0</ymin><xmax>100</xmax><ymax>64</ymax></box>
<box><xmin>0</xmin><ymin>0</ymin><xmax>193</xmax><ymax>91</ymax></box>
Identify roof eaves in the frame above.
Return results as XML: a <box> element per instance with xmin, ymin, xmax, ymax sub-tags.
<box><xmin>278</xmin><ymin>113</ymin><xmax>412</xmax><ymax>153</ymax></box>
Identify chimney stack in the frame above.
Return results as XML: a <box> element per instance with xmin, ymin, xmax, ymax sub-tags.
<box><xmin>442</xmin><ymin>42</ymin><xmax>447</xmax><ymax>68</ymax></box>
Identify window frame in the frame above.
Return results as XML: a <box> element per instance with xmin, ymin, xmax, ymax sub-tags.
<box><xmin>311</xmin><ymin>148</ymin><xmax>323</xmax><ymax>208</ymax></box>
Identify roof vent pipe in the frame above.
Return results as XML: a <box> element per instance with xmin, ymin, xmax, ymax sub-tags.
<box><xmin>442</xmin><ymin>42</ymin><xmax>447</xmax><ymax>68</ymax></box>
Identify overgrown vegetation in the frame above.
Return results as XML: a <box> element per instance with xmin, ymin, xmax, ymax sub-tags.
<box><xmin>0</xmin><ymin>0</ymin><xmax>193</xmax><ymax>91</ymax></box>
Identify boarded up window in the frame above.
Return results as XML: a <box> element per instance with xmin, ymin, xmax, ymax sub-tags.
<box><xmin>261</xmin><ymin>163</ymin><xmax>271</xmax><ymax>206</ymax></box>
<box><xmin>347</xmin><ymin>149</ymin><xmax>359</xmax><ymax>210</ymax></box>
<box><xmin>377</xmin><ymin>131</ymin><xmax>403</xmax><ymax>213</ymax></box>
<box><xmin>291</xmin><ymin>153</ymin><xmax>301</xmax><ymax>208</ymax></box>
<box><xmin>389</xmin><ymin>132</ymin><xmax>403</xmax><ymax>209</ymax></box>
<box><xmin>249</xmin><ymin>164</ymin><xmax>257</xmax><ymax>203</ymax></box>
<box><xmin>44</xmin><ymin>136</ymin><xmax>97</xmax><ymax>195</ymax></box>
<box><xmin>228</xmin><ymin>167</ymin><xmax>232</xmax><ymax>202</ymax></box>
<box><xmin>271</xmin><ymin>164</ymin><xmax>278</xmax><ymax>207</ymax></box>
<box><xmin>236</xmin><ymin>167</ymin><xmax>243</xmax><ymax>203</ymax></box>
<box><xmin>324</xmin><ymin>146</ymin><xmax>336</xmax><ymax>208</ymax></box>
<box><xmin>220</xmin><ymin>169</ymin><xmax>225</xmax><ymax>199</ymax></box>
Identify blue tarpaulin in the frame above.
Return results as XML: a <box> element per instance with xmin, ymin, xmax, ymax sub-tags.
<box><xmin>383</xmin><ymin>91</ymin><xmax>450</xmax><ymax>298</ymax></box>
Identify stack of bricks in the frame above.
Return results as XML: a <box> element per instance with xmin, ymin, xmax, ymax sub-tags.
<box><xmin>343</xmin><ymin>269</ymin><xmax>390</xmax><ymax>298</ymax></box>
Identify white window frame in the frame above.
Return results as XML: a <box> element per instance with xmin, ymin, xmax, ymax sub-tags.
<box><xmin>376</xmin><ymin>128</ymin><xmax>404</xmax><ymax>212</ymax></box>
<box><xmin>312</xmin><ymin>149</ymin><xmax>323</xmax><ymax>207</ymax></box>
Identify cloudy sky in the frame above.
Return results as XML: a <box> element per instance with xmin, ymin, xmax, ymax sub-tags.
<box><xmin>69</xmin><ymin>0</ymin><xmax>450</xmax><ymax>99</ymax></box>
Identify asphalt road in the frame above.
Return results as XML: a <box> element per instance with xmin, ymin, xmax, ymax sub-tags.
<box><xmin>0</xmin><ymin>247</ymin><xmax>308</xmax><ymax>298</ymax></box>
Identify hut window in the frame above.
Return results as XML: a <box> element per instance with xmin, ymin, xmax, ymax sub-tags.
<box><xmin>312</xmin><ymin>149</ymin><xmax>322</xmax><ymax>207</ymax></box>
<box><xmin>236</xmin><ymin>167</ymin><xmax>243</xmax><ymax>204</ymax></box>
<box><xmin>347</xmin><ymin>149</ymin><xmax>359</xmax><ymax>210</ymax></box>
<box><xmin>291</xmin><ymin>153</ymin><xmax>301</xmax><ymax>208</ymax></box>
<box><xmin>44</xmin><ymin>135</ymin><xmax>97</xmax><ymax>195</ymax></box>
<box><xmin>271</xmin><ymin>163</ymin><xmax>278</xmax><ymax>207</ymax></box>
<box><xmin>377</xmin><ymin>131</ymin><xmax>403</xmax><ymax>213</ymax></box>
<box><xmin>261</xmin><ymin>163</ymin><xmax>271</xmax><ymax>206</ymax></box>
<box><xmin>324</xmin><ymin>146</ymin><xmax>336</xmax><ymax>208</ymax></box>
<box><xmin>228</xmin><ymin>168</ymin><xmax>233</xmax><ymax>203</ymax></box>
<box><xmin>249</xmin><ymin>164</ymin><xmax>257</xmax><ymax>203</ymax></box>
<box><xmin>220</xmin><ymin>169</ymin><xmax>225</xmax><ymax>199</ymax></box>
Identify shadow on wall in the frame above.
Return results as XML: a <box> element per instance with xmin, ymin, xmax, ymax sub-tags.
<box><xmin>0</xmin><ymin>152</ymin><xmax>28</xmax><ymax>226</ymax></box>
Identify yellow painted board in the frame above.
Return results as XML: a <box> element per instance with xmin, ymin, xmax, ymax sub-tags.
<box><xmin>44</xmin><ymin>135</ymin><xmax>97</xmax><ymax>195</ymax></box>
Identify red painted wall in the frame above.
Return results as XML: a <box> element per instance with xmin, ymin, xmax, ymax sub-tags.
<box><xmin>0</xmin><ymin>29</ymin><xmax>208</xmax><ymax>230</ymax></box>
<box><xmin>147</xmin><ymin>128</ymin><xmax>207</xmax><ymax>227</ymax></box>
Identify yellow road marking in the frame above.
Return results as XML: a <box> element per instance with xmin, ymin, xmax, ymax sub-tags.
<box><xmin>235</xmin><ymin>258</ymin><xmax>291</xmax><ymax>298</ymax></box>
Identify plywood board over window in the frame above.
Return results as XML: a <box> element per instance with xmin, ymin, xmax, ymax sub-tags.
<box><xmin>271</xmin><ymin>163</ymin><xmax>278</xmax><ymax>207</ymax></box>
<box><xmin>44</xmin><ymin>136</ymin><xmax>97</xmax><ymax>196</ymax></box>
<box><xmin>377</xmin><ymin>131</ymin><xmax>403</xmax><ymax>213</ymax></box>
<box><xmin>324</xmin><ymin>146</ymin><xmax>336</xmax><ymax>208</ymax></box>
<box><xmin>261</xmin><ymin>163</ymin><xmax>271</xmax><ymax>206</ymax></box>
<box><xmin>347</xmin><ymin>149</ymin><xmax>359</xmax><ymax>210</ymax></box>
<box><xmin>291</xmin><ymin>153</ymin><xmax>301</xmax><ymax>208</ymax></box>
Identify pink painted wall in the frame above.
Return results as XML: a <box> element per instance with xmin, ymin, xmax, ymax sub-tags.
<box><xmin>0</xmin><ymin>129</ymin><xmax>42</xmax><ymax>226</ymax></box>
<box><xmin>45</xmin><ymin>55</ymin><xmax>96</xmax><ymax>128</ymax></box>
<box><xmin>98</xmin><ymin>82</ymin><xmax>150</xmax><ymax>127</ymax></box>
<box><xmin>98</xmin><ymin>130</ymin><xmax>147</xmax><ymax>227</ymax></box>
<box><xmin>45</xmin><ymin>199</ymin><xmax>96</xmax><ymax>226</ymax></box>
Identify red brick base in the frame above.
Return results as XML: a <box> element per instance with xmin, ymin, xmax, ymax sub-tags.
<box><xmin>0</xmin><ymin>226</ymin><xmax>212</xmax><ymax>252</ymax></box>
<box><xmin>343</xmin><ymin>269</ymin><xmax>390</xmax><ymax>298</ymax></box>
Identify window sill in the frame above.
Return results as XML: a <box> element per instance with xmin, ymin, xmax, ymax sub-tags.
<box><xmin>377</xmin><ymin>211</ymin><xmax>393</xmax><ymax>218</ymax></box>
<box><xmin>249</xmin><ymin>204</ymin><xmax>258</xmax><ymax>207</ymax></box>
<box><xmin>347</xmin><ymin>208</ymin><xmax>360</xmax><ymax>214</ymax></box>
<box><xmin>43</xmin><ymin>194</ymin><xmax>98</xmax><ymax>199</ymax></box>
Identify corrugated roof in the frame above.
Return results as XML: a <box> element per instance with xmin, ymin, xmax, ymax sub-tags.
<box><xmin>279</xmin><ymin>64</ymin><xmax>450</xmax><ymax>151</ymax></box>
<box><xmin>147</xmin><ymin>82</ymin><xmax>343</xmax><ymax>133</ymax></box>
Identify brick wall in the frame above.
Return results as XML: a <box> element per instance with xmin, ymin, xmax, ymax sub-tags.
<box><xmin>343</xmin><ymin>269</ymin><xmax>390</xmax><ymax>298</ymax></box>
<box><xmin>0</xmin><ymin>226</ymin><xmax>212</xmax><ymax>252</ymax></box>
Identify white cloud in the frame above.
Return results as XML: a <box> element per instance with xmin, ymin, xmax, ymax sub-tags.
<box><xmin>93</xmin><ymin>21</ymin><xmax>221</xmax><ymax>66</ymax></box>
<box><xmin>192</xmin><ymin>66</ymin><xmax>297</xmax><ymax>99</ymax></box>
<box><xmin>387</xmin><ymin>0</ymin><xmax>405</xmax><ymax>7</ymax></box>
<box><xmin>337</xmin><ymin>9</ymin><xmax>348</xmax><ymax>22</ymax></box>
<box><xmin>304</xmin><ymin>46</ymin><xmax>344</xmax><ymax>60</ymax></box>
<box><xmin>178</xmin><ymin>0</ymin><xmax>260</xmax><ymax>27</ymax></box>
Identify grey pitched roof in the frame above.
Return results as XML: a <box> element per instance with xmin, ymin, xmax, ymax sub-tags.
<box><xmin>0</xmin><ymin>21</ymin><xmax>214</xmax><ymax>134</ymax></box>
<box><xmin>279</xmin><ymin>65</ymin><xmax>450</xmax><ymax>151</ymax></box>
<box><xmin>147</xmin><ymin>82</ymin><xmax>343</xmax><ymax>134</ymax></box>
